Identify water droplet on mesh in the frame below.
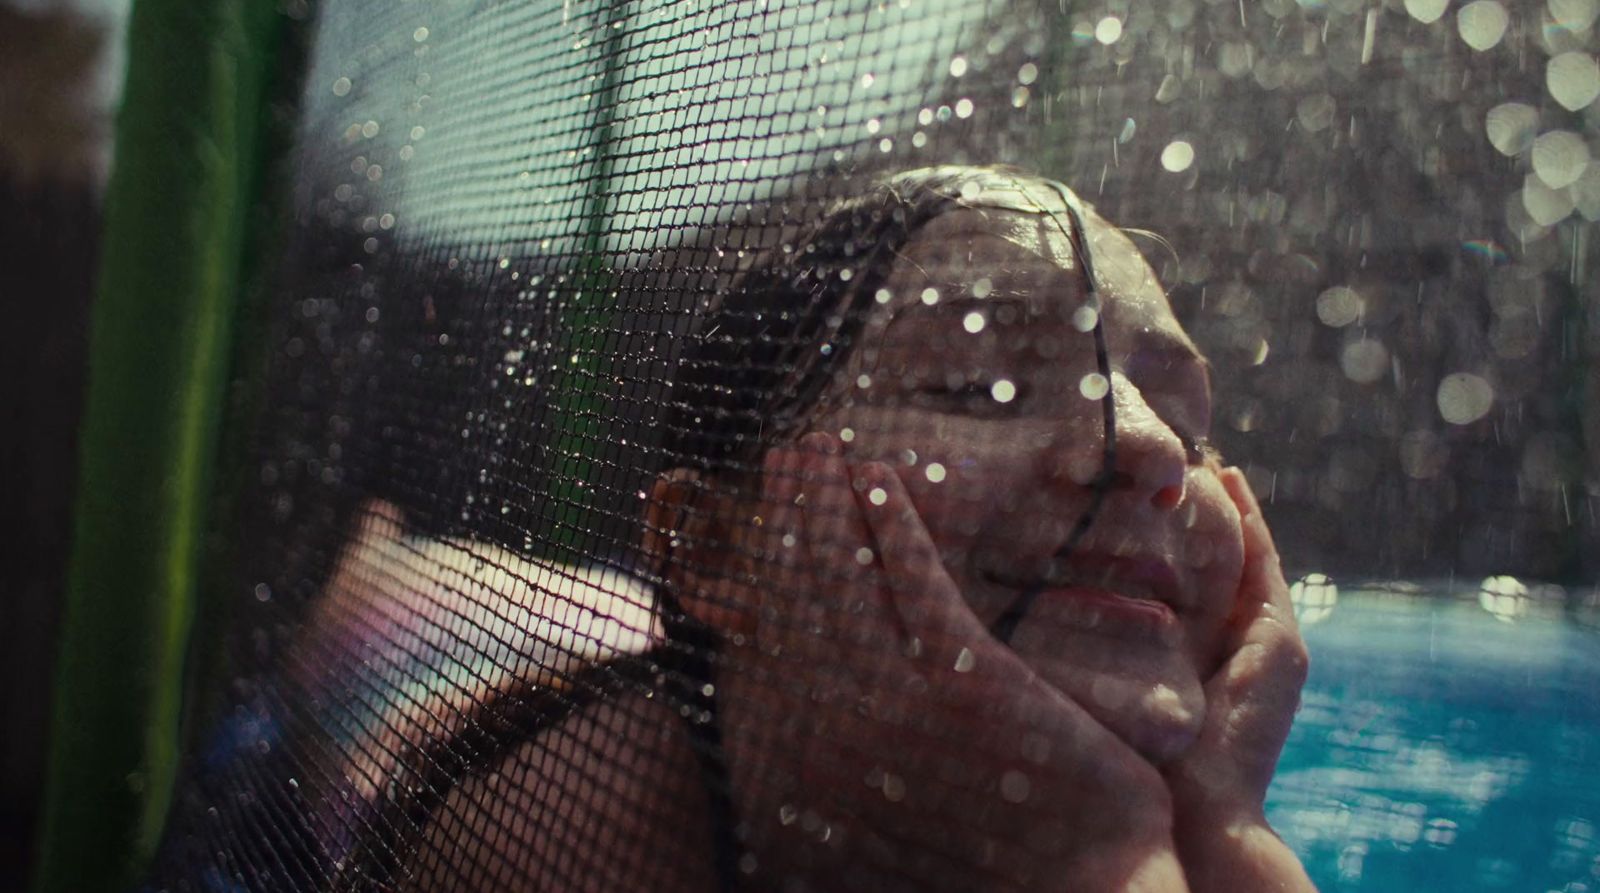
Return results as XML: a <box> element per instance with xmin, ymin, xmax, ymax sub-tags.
<box><xmin>1316</xmin><ymin>286</ymin><xmax>1364</xmax><ymax>327</ymax></box>
<box><xmin>1523</xmin><ymin>174</ymin><xmax>1576</xmax><ymax>225</ymax></box>
<box><xmin>991</xmin><ymin>380</ymin><xmax>1017</xmax><ymax>403</ymax></box>
<box><xmin>1079</xmin><ymin>373</ymin><xmax>1109</xmax><ymax>400</ymax></box>
<box><xmin>868</xmin><ymin>487</ymin><xmax>887</xmax><ymax>506</ymax></box>
<box><xmin>1547</xmin><ymin>52</ymin><xmax>1600</xmax><ymax>111</ymax></box>
<box><xmin>1484</xmin><ymin>103</ymin><xmax>1539</xmax><ymax>156</ymax></box>
<box><xmin>1340</xmin><ymin>339</ymin><xmax>1390</xmax><ymax>384</ymax></box>
<box><xmin>331</xmin><ymin>76</ymin><xmax>352</xmax><ymax>96</ymax></box>
<box><xmin>1017</xmin><ymin>62</ymin><xmax>1039</xmax><ymax>85</ymax></box>
<box><xmin>1457</xmin><ymin>1</ymin><xmax>1509</xmax><ymax>50</ymax></box>
<box><xmin>954</xmin><ymin>98</ymin><xmax>975</xmax><ymax>118</ymax></box>
<box><xmin>1531</xmin><ymin>131</ymin><xmax>1589</xmax><ymax>189</ymax></box>
<box><xmin>855</xmin><ymin>547</ymin><xmax>874</xmax><ymax>565</ymax></box>
<box><xmin>860</xmin><ymin>72</ymin><xmax>875</xmax><ymax>89</ymax></box>
<box><xmin>1405</xmin><ymin>0</ymin><xmax>1448</xmax><ymax>23</ymax></box>
<box><xmin>1161</xmin><ymin>140</ymin><xmax>1195</xmax><ymax>173</ymax></box>
<box><xmin>875</xmin><ymin>288</ymin><xmax>893</xmax><ymax>304</ymax></box>
<box><xmin>949</xmin><ymin>56</ymin><xmax>968</xmax><ymax>77</ymax></box>
<box><xmin>1437</xmin><ymin>372</ymin><xmax>1495</xmax><ymax>425</ymax></box>
<box><xmin>921</xmin><ymin>287</ymin><xmax>941</xmax><ymax>305</ymax></box>
<box><xmin>963</xmin><ymin>312</ymin><xmax>986</xmax><ymax>334</ymax></box>
<box><xmin>1072</xmin><ymin>305</ymin><xmax>1099</xmax><ymax>332</ymax></box>
<box><xmin>412</xmin><ymin>26</ymin><xmax>429</xmax><ymax>42</ymax></box>
<box><xmin>1095</xmin><ymin>16</ymin><xmax>1123</xmax><ymax>43</ymax></box>
<box><xmin>839</xmin><ymin>427</ymin><xmax>855</xmax><ymax>443</ymax></box>
<box><xmin>925</xmin><ymin>463</ymin><xmax>947</xmax><ymax>483</ymax></box>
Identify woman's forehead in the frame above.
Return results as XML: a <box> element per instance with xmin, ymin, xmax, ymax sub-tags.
<box><xmin>879</xmin><ymin>208</ymin><xmax>1189</xmax><ymax>346</ymax></box>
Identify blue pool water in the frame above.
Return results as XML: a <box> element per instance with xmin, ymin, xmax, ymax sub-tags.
<box><xmin>1266</xmin><ymin>585</ymin><xmax>1600</xmax><ymax>892</ymax></box>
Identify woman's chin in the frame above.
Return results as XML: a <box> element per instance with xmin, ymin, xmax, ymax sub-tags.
<box><xmin>1010</xmin><ymin>625</ymin><xmax>1208</xmax><ymax>765</ymax></box>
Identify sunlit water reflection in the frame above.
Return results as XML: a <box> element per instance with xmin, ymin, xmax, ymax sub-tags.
<box><xmin>1268</xmin><ymin>586</ymin><xmax>1600</xmax><ymax>891</ymax></box>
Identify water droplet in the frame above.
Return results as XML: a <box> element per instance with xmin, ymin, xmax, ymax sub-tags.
<box><xmin>921</xmin><ymin>287</ymin><xmax>940</xmax><ymax>305</ymax></box>
<box><xmin>1548</xmin><ymin>52</ymin><xmax>1600</xmax><ymax>111</ymax></box>
<box><xmin>1000</xmin><ymin>770</ymin><xmax>1031</xmax><ymax>803</ymax></box>
<box><xmin>954</xmin><ymin>98</ymin><xmax>975</xmax><ymax>118</ymax></box>
<box><xmin>953</xmin><ymin>647</ymin><xmax>976</xmax><ymax>672</ymax></box>
<box><xmin>839</xmin><ymin>427</ymin><xmax>855</xmax><ymax>442</ymax></box>
<box><xmin>991</xmin><ymin>380</ymin><xmax>1017</xmax><ymax>403</ymax></box>
<box><xmin>925</xmin><ymin>463</ymin><xmax>947</xmax><ymax>483</ymax></box>
<box><xmin>1523</xmin><ymin>173</ymin><xmax>1576</xmax><ymax>225</ymax></box>
<box><xmin>1340</xmin><ymin>339</ymin><xmax>1390</xmax><ymax>384</ymax></box>
<box><xmin>1117</xmin><ymin>118</ymin><xmax>1137</xmax><ymax>143</ymax></box>
<box><xmin>1550</xmin><ymin>0</ymin><xmax>1598</xmax><ymax>30</ymax></box>
<box><xmin>1316</xmin><ymin>286</ymin><xmax>1364</xmax><ymax>327</ymax></box>
<box><xmin>856</xmin><ymin>373</ymin><xmax>872</xmax><ymax>389</ymax></box>
<box><xmin>1484</xmin><ymin>103</ymin><xmax>1539</xmax><ymax>156</ymax></box>
<box><xmin>1155</xmin><ymin>74</ymin><xmax>1182</xmax><ymax>104</ymax></box>
<box><xmin>1161</xmin><ymin>140</ymin><xmax>1195</xmax><ymax>173</ymax></box>
<box><xmin>860</xmin><ymin>72</ymin><xmax>875</xmax><ymax>89</ymax></box>
<box><xmin>1295</xmin><ymin>94</ymin><xmax>1335</xmax><ymax>133</ymax></box>
<box><xmin>331</xmin><ymin>76</ymin><xmax>352</xmax><ymax>96</ymax></box>
<box><xmin>881</xmin><ymin>773</ymin><xmax>906</xmax><ymax>801</ymax></box>
<box><xmin>963</xmin><ymin>312</ymin><xmax>986</xmax><ymax>333</ymax></box>
<box><xmin>413</xmin><ymin>26</ymin><xmax>430</xmax><ymax>42</ymax></box>
<box><xmin>971</xmin><ymin>277</ymin><xmax>993</xmax><ymax>298</ymax></box>
<box><xmin>1437</xmin><ymin>372</ymin><xmax>1495</xmax><ymax>425</ymax></box>
<box><xmin>1532</xmin><ymin>131</ymin><xmax>1589</xmax><ymax>189</ymax></box>
<box><xmin>949</xmin><ymin>56</ymin><xmax>969</xmax><ymax>77</ymax></box>
<box><xmin>1457</xmin><ymin>1</ymin><xmax>1509</xmax><ymax>50</ymax></box>
<box><xmin>875</xmin><ymin>288</ymin><xmax>893</xmax><ymax>304</ymax></box>
<box><xmin>1072</xmin><ymin>306</ymin><xmax>1099</xmax><ymax>332</ymax></box>
<box><xmin>1405</xmin><ymin>0</ymin><xmax>1448</xmax><ymax>23</ymax></box>
<box><xmin>868</xmin><ymin>487</ymin><xmax>887</xmax><ymax>506</ymax></box>
<box><xmin>1017</xmin><ymin>62</ymin><xmax>1039</xmax><ymax>85</ymax></box>
<box><xmin>1095</xmin><ymin>16</ymin><xmax>1124</xmax><ymax>43</ymax></box>
<box><xmin>1079</xmin><ymin>373</ymin><xmax>1109</xmax><ymax>400</ymax></box>
<box><xmin>855</xmin><ymin>547</ymin><xmax>875</xmax><ymax>565</ymax></box>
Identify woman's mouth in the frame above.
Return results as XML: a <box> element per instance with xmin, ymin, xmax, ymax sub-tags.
<box><xmin>979</xmin><ymin>556</ymin><xmax>1184</xmax><ymax>641</ymax></box>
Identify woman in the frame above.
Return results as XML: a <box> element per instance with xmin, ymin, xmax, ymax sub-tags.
<box><xmin>380</xmin><ymin>166</ymin><xmax>1315</xmax><ymax>892</ymax></box>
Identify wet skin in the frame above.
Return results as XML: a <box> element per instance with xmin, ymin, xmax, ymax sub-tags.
<box><xmin>801</xmin><ymin>205</ymin><xmax>1245</xmax><ymax>764</ymax></box>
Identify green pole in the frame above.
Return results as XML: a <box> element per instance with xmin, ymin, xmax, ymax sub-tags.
<box><xmin>32</xmin><ymin>1</ymin><xmax>287</xmax><ymax>890</ymax></box>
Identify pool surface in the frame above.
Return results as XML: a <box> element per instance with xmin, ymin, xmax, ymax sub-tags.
<box><xmin>1267</xmin><ymin>585</ymin><xmax>1600</xmax><ymax>891</ymax></box>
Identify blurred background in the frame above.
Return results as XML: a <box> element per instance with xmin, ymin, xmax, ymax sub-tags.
<box><xmin>1</xmin><ymin>0</ymin><xmax>125</xmax><ymax>887</ymax></box>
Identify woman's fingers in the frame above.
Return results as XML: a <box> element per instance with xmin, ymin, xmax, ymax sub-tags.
<box><xmin>1220</xmin><ymin>468</ymin><xmax>1293</xmax><ymax>632</ymax></box>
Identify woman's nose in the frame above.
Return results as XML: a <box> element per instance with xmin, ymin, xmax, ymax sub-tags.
<box><xmin>1046</xmin><ymin>372</ymin><xmax>1188</xmax><ymax>511</ymax></box>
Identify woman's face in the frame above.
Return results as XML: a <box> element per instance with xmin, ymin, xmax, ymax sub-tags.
<box><xmin>803</xmin><ymin>202</ymin><xmax>1246</xmax><ymax>763</ymax></box>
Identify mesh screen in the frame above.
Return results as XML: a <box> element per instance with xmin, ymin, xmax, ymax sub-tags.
<box><xmin>148</xmin><ymin>0</ymin><xmax>1599</xmax><ymax>890</ymax></box>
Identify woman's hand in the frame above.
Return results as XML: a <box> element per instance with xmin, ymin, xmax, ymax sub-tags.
<box><xmin>725</xmin><ymin>432</ymin><xmax>1189</xmax><ymax>893</ymax></box>
<box><xmin>1165</xmin><ymin>468</ymin><xmax>1316</xmax><ymax>892</ymax></box>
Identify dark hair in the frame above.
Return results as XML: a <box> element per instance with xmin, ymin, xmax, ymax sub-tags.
<box><xmin>659</xmin><ymin>165</ymin><xmax>1084</xmax><ymax>479</ymax></box>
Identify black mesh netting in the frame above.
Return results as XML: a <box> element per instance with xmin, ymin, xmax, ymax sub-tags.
<box><xmin>148</xmin><ymin>0</ymin><xmax>1599</xmax><ymax>891</ymax></box>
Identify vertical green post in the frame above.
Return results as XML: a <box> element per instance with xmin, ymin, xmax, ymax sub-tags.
<box><xmin>32</xmin><ymin>1</ymin><xmax>286</xmax><ymax>891</ymax></box>
<box><xmin>544</xmin><ymin>0</ymin><xmax>630</xmax><ymax>557</ymax></box>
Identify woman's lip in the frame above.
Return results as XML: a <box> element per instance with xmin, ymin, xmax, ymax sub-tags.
<box><xmin>1035</xmin><ymin>585</ymin><xmax>1178</xmax><ymax>626</ymax></box>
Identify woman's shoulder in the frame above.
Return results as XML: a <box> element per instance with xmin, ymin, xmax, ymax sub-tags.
<box><xmin>404</xmin><ymin>671</ymin><xmax>724</xmax><ymax>893</ymax></box>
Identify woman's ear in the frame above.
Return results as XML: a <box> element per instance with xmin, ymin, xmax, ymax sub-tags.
<box><xmin>640</xmin><ymin>467</ymin><xmax>756</xmax><ymax>635</ymax></box>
